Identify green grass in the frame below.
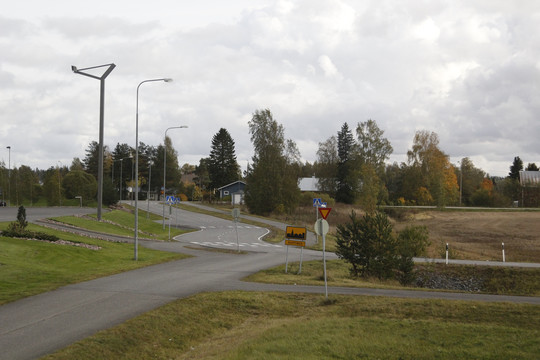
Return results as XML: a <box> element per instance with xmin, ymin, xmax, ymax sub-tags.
<box><xmin>43</xmin><ymin>291</ymin><xmax>540</xmax><ymax>360</ymax></box>
<box><xmin>52</xmin><ymin>207</ymin><xmax>191</xmax><ymax>240</ymax></box>
<box><xmin>0</xmin><ymin>222</ymin><xmax>189</xmax><ymax>304</ymax></box>
<box><xmin>245</xmin><ymin>259</ymin><xmax>540</xmax><ymax>296</ymax></box>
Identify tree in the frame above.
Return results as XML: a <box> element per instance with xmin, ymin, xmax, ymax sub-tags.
<box><xmin>336</xmin><ymin>123</ymin><xmax>356</xmax><ymax>204</ymax></box>
<box><xmin>355</xmin><ymin>119</ymin><xmax>393</xmax><ymax>209</ymax></box>
<box><xmin>245</xmin><ymin>109</ymin><xmax>300</xmax><ymax>215</ymax></box>
<box><xmin>406</xmin><ymin>131</ymin><xmax>458</xmax><ymax>207</ymax></box>
<box><xmin>70</xmin><ymin>158</ymin><xmax>85</xmax><ymax>171</ymax></box>
<box><xmin>356</xmin><ymin>119</ymin><xmax>393</xmax><ymax>174</ymax></box>
<box><xmin>62</xmin><ymin>170</ymin><xmax>97</xmax><ymax>205</ymax></box>
<box><xmin>42</xmin><ymin>167</ymin><xmax>62</xmax><ymax>206</ymax></box>
<box><xmin>17</xmin><ymin>165</ymin><xmax>39</xmax><ymax>205</ymax></box>
<box><xmin>111</xmin><ymin>143</ymin><xmax>133</xmax><ymax>200</ymax></box>
<box><xmin>526</xmin><ymin>163</ymin><xmax>539</xmax><ymax>171</ymax></box>
<box><xmin>335</xmin><ymin>211</ymin><xmax>429</xmax><ymax>284</ymax></box>
<box><xmin>208</xmin><ymin>128</ymin><xmax>240</xmax><ymax>190</ymax></box>
<box><xmin>157</xmin><ymin>136</ymin><xmax>182</xmax><ymax>195</ymax></box>
<box><xmin>509</xmin><ymin>156</ymin><xmax>523</xmax><ymax>180</ymax></box>
<box><xmin>315</xmin><ymin>136</ymin><xmax>338</xmax><ymax>195</ymax></box>
<box><xmin>83</xmin><ymin>141</ymin><xmax>111</xmax><ymax>179</ymax></box>
<box><xmin>457</xmin><ymin>157</ymin><xmax>486</xmax><ymax>205</ymax></box>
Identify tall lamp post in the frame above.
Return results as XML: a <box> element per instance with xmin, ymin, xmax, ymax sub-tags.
<box><xmin>162</xmin><ymin>125</ymin><xmax>188</xmax><ymax>229</ymax></box>
<box><xmin>72</xmin><ymin>63</ymin><xmax>116</xmax><ymax>221</ymax></box>
<box><xmin>134</xmin><ymin>78</ymin><xmax>172</xmax><ymax>261</ymax></box>
<box><xmin>147</xmin><ymin>160</ymin><xmax>153</xmax><ymax>219</ymax></box>
<box><xmin>6</xmin><ymin>146</ymin><xmax>10</xmax><ymax>207</ymax></box>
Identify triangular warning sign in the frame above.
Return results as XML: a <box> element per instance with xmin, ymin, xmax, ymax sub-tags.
<box><xmin>318</xmin><ymin>207</ymin><xmax>332</xmax><ymax>220</ymax></box>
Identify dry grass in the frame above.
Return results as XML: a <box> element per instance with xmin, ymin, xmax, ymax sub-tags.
<box><xmin>269</xmin><ymin>205</ymin><xmax>540</xmax><ymax>263</ymax></box>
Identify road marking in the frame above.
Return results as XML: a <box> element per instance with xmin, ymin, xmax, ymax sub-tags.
<box><xmin>189</xmin><ymin>241</ymin><xmax>281</xmax><ymax>248</ymax></box>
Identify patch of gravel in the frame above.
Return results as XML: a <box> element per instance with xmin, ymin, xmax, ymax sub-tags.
<box><xmin>415</xmin><ymin>271</ymin><xmax>484</xmax><ymax>292</ymax></box>
<box><xmin>26</xmin><ymin>237</ymin><xmax>101</xmax><ymax>250</ymax></box>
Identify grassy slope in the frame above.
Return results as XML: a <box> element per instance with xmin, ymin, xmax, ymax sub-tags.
<box><xmin>0</xmin><ymin>222</ymin><xmax>188</xmax><ymax>304</ymax></box>
<box><xmin>52</xmin><ymin>207</ymin><xmax>192</xmax><ymax>240</ymax></box>
<box><xmin>43</xmin><ymin>291</ymin><xmax>540</xmax><ymax>360</ymax></box>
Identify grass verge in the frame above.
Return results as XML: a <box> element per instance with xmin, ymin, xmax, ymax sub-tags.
<box><xmin>52</xmin><ymin>207</ymin><xmax>192</xmax><ymax>240</ymax></box>
<box><xmin>245</xmin><ymin>259</ymin><xmax>540</xmax><ymax>296</ymax></box>
<box><xmin>43</xmin><ymin>291</ymin><xmax>540</xmax><ymax>360</ymax></box>
<box><xmin>0</xmin><ymin>222</ymin><xmax>189</xmax><ymax>305</ymax></box>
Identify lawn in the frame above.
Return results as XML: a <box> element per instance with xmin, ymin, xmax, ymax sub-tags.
<box><xmin>52</xmin><ymin>207</ymin><xmax>192</xmax><ymax>240</ymax></box>
<box><xmin>43</xmin><ymin>291</ymin><xmax>540</xmax><ymax>359</ymax></box>
<box><xmin>0</xmin><ymin>222</ymin><xmax>189</xmax><ymax>304</ymax></box>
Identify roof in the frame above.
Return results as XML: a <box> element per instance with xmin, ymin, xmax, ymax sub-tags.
<box><xmin>298</xmin><ymin>177</ymin><xmax>320</xmax><ymax>192</ymax></box>
<box><xmin>519</xmin><ymin>171</ymin><xmax>540</xmax><ymax>187</ymax></box>
<box><xmin>217</xmin><ymin>180</ymin><xmax>246</xmax><ymax>190</ymax></box>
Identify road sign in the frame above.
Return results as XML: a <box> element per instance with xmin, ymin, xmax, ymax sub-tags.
<box><xmin>166</xmin><ymin>195</ymin><xmax>174</xmax><ymax>204</ymax></box>
<box><xmin>313</xmin><ymin>198</ymin><xmax>322</xmax><ymax>207</ymax></box>
<box><xmin>285</xmin><ymin>239</ymin><xmax>306</xmax><ymax>247</ymax></box>
<box><xmin>318</xmin><ymin>207</ymin><xmax>332</xmax><ymax>219</ymax></box>
<box><xmin>286</xmin><ymin>226</ymin><xmax>306</xmax><ymax>240</ymax></box>
<box><xmin>314</xmin><ymin>219</ymin><xmax>329</xmax><ymax>236</ymax></box>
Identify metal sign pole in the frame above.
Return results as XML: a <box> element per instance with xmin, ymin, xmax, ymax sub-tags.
<box><xmin>321</xmin><ymin>220</ymin><xmax>328</xmax><ymax>299</ymax></box>
<box><xmin>298</xmin><ymin>247</ymin><xmax>303</xmax><ymax>274</ymax></box>
<box><xmin>235</xmin><ymin>218</ymin><xmax>240</xmax><ymax>252</ymax></box>
<box><xmin>168</xmin><ymin>203</ymin><xmax>172</xmax><ymax>240</ymax></box>
<box><xmin>285</xmin><ymin>245</ymin><xmax>289</xmax><ymax>273</ymax></box>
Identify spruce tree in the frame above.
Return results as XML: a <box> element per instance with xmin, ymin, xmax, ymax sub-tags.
<box><xmin>208</xmin><ymin>128</ymin><xmax>240</xmax><ymax>189</ymax></box>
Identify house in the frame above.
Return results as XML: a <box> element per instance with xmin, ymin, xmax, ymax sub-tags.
<box><xmin>217</xmin><ymin>180</ymin><xmax>246</xmax><ymax>204</ymax></box>
<box><xmin>519</xmin><ymin>171</ymin><xmax>540</xmax><ymax>187</ymax></box>
<box><xmin>298</xmin><ymin>176</ymin><xmax>320</xmax><ymax>192</ymax></box>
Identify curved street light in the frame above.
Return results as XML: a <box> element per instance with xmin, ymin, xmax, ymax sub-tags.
<box><xmin>134</xmin><ymin>78</ymin><xmax>172</xmax><ymax>261</ymax></box>
<box><xmin>162</xmin><ymin>125</ymin><xmax>188</xmax><ymax>229</ymax></box>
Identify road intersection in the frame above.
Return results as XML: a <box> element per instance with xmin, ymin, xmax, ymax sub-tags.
<box><xmin>0</xmin><ymin>203</ymin><xmax>539</xmax><ymax>359</ymax></box>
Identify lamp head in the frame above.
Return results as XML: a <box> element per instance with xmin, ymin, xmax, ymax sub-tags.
<box><xmin>163</xmin><ymin>78</ymin><xmax>173</xmax><ymax>83</ymax></box>
<box><xmin>71</xmin><ymin>65</ymin><xmax>78</xmax><ymax>73</ymax></box>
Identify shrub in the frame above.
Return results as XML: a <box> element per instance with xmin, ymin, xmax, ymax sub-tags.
<box><xmin>335</xmin><ymin>211</ymin><xmax>430</xmax><ymax>284</ymax></box>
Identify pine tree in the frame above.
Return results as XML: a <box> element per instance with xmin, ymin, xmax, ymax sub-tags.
<box><xmin>336</xmin><ymin>122</ymin><xmax>355</xmax><ymax>204</ymax></box>
<box><xmin>208</xmin><ymin>128</ymin><xmax>240</xmax><ymax>190</ymax></box>
<box><xmin>509</xmin><ymin>156</ymin><xmax>523</xmax><ymax>179</ymax></box>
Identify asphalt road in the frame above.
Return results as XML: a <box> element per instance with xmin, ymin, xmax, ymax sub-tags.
<box><xmin>0</xmin><ymin>204</ymin><xmax>539</xmax><ymax>360</ymax></box>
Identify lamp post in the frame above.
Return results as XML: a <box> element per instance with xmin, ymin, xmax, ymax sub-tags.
<box><xmin>72</xmin><ymin>63</ymin><xmax>116</xmax><ymax>221</ymax></box>
<box><xmin>57</xmin><ymin>161</ymin><xmax>62</xmax><ymax>206</ymax></box>
<box><xmin>147</xmin><ymin>160</ymin><xmax>153</xmax><ymax>219</ymax></box>
<box><xmin>134</xmin><ymin>78</ymin><xmax>172</xmax><ymax>261</ymax></box>
<box><xmin>6</xmin><ymin>146</ymin><xmax>10</xmax><ymax>207</ymax></box>
<box><xmin>162</xmin><ymin>125</ymin><xmax>188</xmax><ymax>229</ymax></box>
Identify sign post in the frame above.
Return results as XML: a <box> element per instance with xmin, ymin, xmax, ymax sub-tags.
<box><xmin>232</xmin><ymin>208</ymin><xmax>241</xmax><ymax>252</ymax></box>
<box><xmin>315</xmin><ymin>207</ymin><xmax>331</xmax><ymax>299</ymax></box>
<box><xmin>284</xmin><ymin>226</ymin><xmax>306</xmax><ymax>274</ymax></box>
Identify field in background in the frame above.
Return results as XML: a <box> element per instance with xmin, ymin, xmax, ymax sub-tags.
<box><xmin>223</xmin><ymin>203</ymin><xmax>540</xmax><ymax>263</ymax></box>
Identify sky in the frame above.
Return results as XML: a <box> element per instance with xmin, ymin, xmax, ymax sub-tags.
<box><xmin>1</xmin><ymin>0</ymin><xmax>539</xmax><ymax>177</ymax></box>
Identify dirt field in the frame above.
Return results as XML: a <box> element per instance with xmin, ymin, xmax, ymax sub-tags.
<box><xmin>393</xmin><ymin>211</ymin><xmax>540</xmax><ymax>263</ymax></box>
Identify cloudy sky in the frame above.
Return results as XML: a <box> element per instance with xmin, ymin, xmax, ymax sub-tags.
<box><xmin>1</xmin><ymin>0</ymin><xmax>539</xmax><ymax>177</ymax></box>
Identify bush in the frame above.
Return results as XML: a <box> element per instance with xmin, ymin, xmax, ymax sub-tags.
<box><xmin>335</xmin><ymin>211</ymin><xmax>430</xmax><ymax>284</ymax></box>
<box><xmin>1</xmin><ymin>228</ymin><xmax>59</xmax><ymax>242</ymax></box>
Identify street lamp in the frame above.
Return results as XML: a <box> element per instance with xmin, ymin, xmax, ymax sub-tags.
<box><xmin>6</xmin><ymin>146</ymin><xmax>10</xmax><ymax>207</ymax></box>
<box><xmin>134</xmin><ymin>78</ymin><xmax>172</xmax><ymax>261</ymax></box>
<box><xmin>147</xmin><ymin>160</ymin><xmax>153</xmax><ymax>219</ymax></box>
<box><xmin>72</xmin><ymin>63</ymin><xmax>116</xmax><ymax>221</ymax></box>
<box><xmin>162</xmin><ymin>125</ymin><xmax>188</xmax><ymax>229</ymax></box>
